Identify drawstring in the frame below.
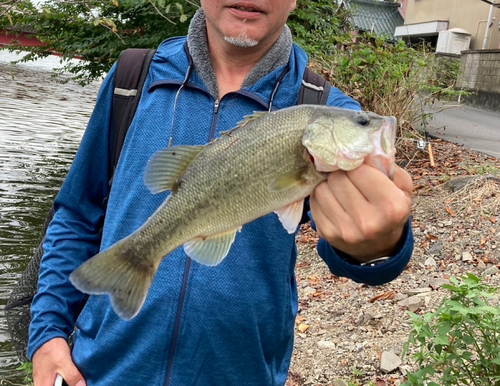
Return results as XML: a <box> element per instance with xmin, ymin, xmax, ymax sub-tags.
<box><xmin>168</xmin><ymin>63</ymin><xmax>288</xmax><ymax>145</ymax></box>
<box><xmin>168</xmin><ymin>64</ymin><xmax>193</xmax><ymax>147</ymax></box>
<box><xmin>268</xmin><ymin>66</ymin><xmax>289</xmax><ymax>112</ymax></box>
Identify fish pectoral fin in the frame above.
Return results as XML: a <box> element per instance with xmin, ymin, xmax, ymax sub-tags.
<box><xmin>268</xmin><ymin>168</ymin><xmax>308</xmax><ymax>192</ymax></box>
<box><xmin>144</xmin><ymin>145</ymin><xmax>204</xmax><ymax>194</ymax></box>
<box><xmin>184</xmin><ymin>228</ymin><xmax>240</xmax><ymax>266</ymax></box>
<box><xmin>275</xmin><ymin>198</ymin><xmax>305</xmax><ymax>234</ymax></box>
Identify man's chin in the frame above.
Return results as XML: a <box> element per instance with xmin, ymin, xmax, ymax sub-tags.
<box><xmin>224</xmin><ymin>35</ymin><xmax>259</xmax><ymax>48</ymax></box>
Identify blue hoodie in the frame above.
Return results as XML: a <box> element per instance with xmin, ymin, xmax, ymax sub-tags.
<box><xmin>29</xmin><ymin>34</ymin><xmax>413</xmax><ymax>385</ymax></box>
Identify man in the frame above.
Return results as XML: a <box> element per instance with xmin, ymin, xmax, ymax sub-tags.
<box><xmin>29</xmin><ymin>1</ymin><xmax>414</xmax><ymax>385</ymax></box>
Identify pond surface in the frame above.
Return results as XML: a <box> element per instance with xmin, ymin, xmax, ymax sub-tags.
<box><xmin>0</xmin><ymin>51</ymin><xmax>100</xmax><ymax>384</ymax></box>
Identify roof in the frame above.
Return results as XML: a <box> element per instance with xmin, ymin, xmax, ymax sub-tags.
<box><xmin>346</xmin><ymin>0</ymin><xmax>404</xmax><ymax>39</ymax></box>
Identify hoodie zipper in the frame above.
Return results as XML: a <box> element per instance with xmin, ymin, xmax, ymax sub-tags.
<box><xmin>164</xmin><ymin>97</ymin><xmax>220</xmax><ymax>386</ymax></box>
<box><xmin>163</xmin><ymin>83</ymin><xmax>279</xmax><ymax>385</ymax></box>
<box><xmin>164</xmin><ymin>258</ymin><xmax>192</xmax><ymax>386</ymax></box>
<box><xmin>209</xmin><ymin>99</ymin><xmax>220</xmax><ymax>140</ymax></box>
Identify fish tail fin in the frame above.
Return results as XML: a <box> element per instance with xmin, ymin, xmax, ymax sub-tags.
<box><xmin>70</xmin><ymin>241</ymin><xmax>157</xmax><ymax>320</ymax></box>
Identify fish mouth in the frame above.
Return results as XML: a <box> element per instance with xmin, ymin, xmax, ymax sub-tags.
<box><xmin>303</xmin><ymin>115</ymin><xmax>397</xmax><ymax>177</ymax></box>
<box><xmin>365</xmin><ymin>116</ymin><xmax>397</xmax><ymax>178</ymax></box>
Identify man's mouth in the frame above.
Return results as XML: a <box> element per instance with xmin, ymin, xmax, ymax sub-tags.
<box><xmin>233</xmin><ymin>6</ymin><xmax>259</xmax><ymax>11</ymax></box>
<box><xmin>229</xmin><ymin>3</ymin><xmax>264</xmax><ymax>13</ymax></box>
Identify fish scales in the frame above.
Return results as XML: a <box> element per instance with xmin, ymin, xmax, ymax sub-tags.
<box><xmin>129</xmin><ymin>106</ymin><xmax>321</xmax><ymax>259</ymax></box>
<box><xmin>70</xmin><ymin>104</ymin><xmax>397</xmax><ymax>319</ymax></box>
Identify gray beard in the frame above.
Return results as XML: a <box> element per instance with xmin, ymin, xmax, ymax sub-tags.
<box><xmin>224</xmin><ymin>33</ymin><xmax>259</xmax><ymax>48</ymax></box>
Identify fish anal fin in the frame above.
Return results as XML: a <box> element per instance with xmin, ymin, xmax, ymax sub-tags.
<box><xmin>144</xmin><ymin>145</ymin><xmax>204</xmax><ymax>194</ymax></box>
<box><xmin>184</xmin><ymin>228</ymin><xmax>240</xmax><ymax>266</ymax></box>
<box><xmin>275</xmin><ymin>199</ymin><xmax>305</xmax><ymax>234</ymax></box>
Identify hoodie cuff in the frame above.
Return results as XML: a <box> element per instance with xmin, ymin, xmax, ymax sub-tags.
<box><xmin>317</xmin><ymin>218</ymin><xmax>413</xmax><ymax>286</ymax></box>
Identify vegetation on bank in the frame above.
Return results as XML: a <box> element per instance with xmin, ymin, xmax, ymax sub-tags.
<box><xmin>403</xmin><ymin>274</ymin><xmax>500</xmax><ymax>386</ymax></box>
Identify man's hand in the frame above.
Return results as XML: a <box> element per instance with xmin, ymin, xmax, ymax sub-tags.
<box><xmin>33</xmin><ymin>338</ymin><xmax>86</xmax><ymax>386</ymax></box>
<box><xmin>310</xmin><ymin>164</ymin><xmax>413</xmax><ymax>263</ymax></box>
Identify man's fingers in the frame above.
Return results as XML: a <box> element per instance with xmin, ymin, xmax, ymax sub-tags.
<box><xmin>392</xmin><ymin>165</ymin><xmax>414</xmax><ymax>197</ymax></box>
<box><xmin>32</xmin><ymin>338</ymin><xmax>86</xmax><ymax>386</ymax></box>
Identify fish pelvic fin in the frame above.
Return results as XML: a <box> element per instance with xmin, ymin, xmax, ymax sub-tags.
<box><xmin>144</xmin><ymin>145</ymin><xmax>204</xmax><ymax>194</ymax></box>
<box><xmin>275</xmin><ymin>198</ymin><xmax>305</xmax><ymax>234</ymax></box>
<box><xmin>184</xmin><ymin>228</ymin><xmax>240</xmax><ymax>266</ymax></box>
<box><xmin>70</xmin><ymin>242</ymin><xmax>157</xmax><ymax>320</ymax></box>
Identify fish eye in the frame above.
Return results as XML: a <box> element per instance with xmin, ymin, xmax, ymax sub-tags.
<box><xmin>356</xmin><ymin>114</ymin><xmax>370</xmax><ymax>127</ymax></box>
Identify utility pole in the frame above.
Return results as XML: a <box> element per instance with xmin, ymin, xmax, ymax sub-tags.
<box><xmin>482</xmin><ymin>0</ymin><xmax>496</xmax><ymax>49</ymax></box>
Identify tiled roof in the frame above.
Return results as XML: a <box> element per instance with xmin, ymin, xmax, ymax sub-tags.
<box><xmin>346</xmin><ymin>0</ymin><xmax>404</xmax><ymax>39</ymax></box>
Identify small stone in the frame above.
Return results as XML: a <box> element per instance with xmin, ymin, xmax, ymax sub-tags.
<box><xmin>332</xmin><ymin>380</ymin><xmax>348</xmax><ymax>386</ymax></box>
<box><xmin>407</xmin><ymin>287</ymin><xmax>432</xmax><ymax>296</ymax></box>
<box><xmin>462</xmin><ymin>251</ymin><xmax>473</xmax><ymax>262</ymax></box>
<box><xmin>424</xmin><ymin>256</ymin><xmax>437</xmax><ymax>266</ymax></box>
<box><xmin>317</xmin><ymin>340</ymin><xmax>336</xmax><ymax>349</ymax></box>
<box><xmin>427</xmin><ymin>242</ymin><xmax>442</xmax><ymax>255</ymax></box>
<box><xmin>398</xmin><ymin>296</ymin><xmax>424</xmax><ymax>312</ymax></box>
<box><xmin>303</xmin><ymin>286</ymin><xmax>316</xmax><ymax>295</ymax></box>
<box><xmin>380</xmin><ymin>350</ymin><xmax>402</xmax><ymax>373</ymax></box>
<box><xmin>483</xmin><ymin>266</ymin><xmax>499</xmax><ymax>276</ymax></box>
<box><xmin>394</xmin><ymin>293</ymin><xmax>407</xmax><ymax>301</ymax></box>
<box><xmin>428</xmin><ymin>278</ymin><xmax>450</xmax><ymax>289</ymax></box>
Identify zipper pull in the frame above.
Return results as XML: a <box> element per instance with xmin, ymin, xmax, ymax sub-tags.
<box><xmin>214</xmin><ymin>99</ymin><xmax>220</xmax><ymax>114</ymax></box>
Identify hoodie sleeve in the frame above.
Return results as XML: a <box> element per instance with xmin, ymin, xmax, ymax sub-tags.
<box><xmin>28</xmin><ymin>66</ymin><xmax>117</xmax><ymax>360</ymax></box>
<box><xmin>326</xmin><ymin>86</ymin><xmax>362</xmax><ymax>111</ymax></box>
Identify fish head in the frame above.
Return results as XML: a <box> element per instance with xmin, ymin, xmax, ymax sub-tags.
<box><xmin>302</xmin><ymin>108</ymin><xmax>397</xmax><ymax>178</ymax></box>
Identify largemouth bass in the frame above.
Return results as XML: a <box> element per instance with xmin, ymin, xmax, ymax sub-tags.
<box><xmin>70</xmin><ymin>105</ymin><xmax>397</xmax><ymax>319</ymax></box>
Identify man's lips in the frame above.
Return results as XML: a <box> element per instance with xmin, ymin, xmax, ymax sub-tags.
<box><xmin>227</xmin><ymin>3</ymin><xmax>265</xmax><ymax>18</ymax></box>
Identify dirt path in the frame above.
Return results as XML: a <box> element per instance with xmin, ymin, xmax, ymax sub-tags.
<box><xmin>287</xmin><ymin>139</ymin><xmax>500</xmax><ymax>386</ymax></box>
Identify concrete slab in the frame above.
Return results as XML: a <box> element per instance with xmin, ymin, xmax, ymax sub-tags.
<box><xmin>423</xmin><ymin>103</ymin><xmax>500</xmax><ymax>159</ymax></box>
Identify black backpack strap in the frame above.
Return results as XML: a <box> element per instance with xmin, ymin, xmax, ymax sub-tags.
<box><xmin>111</xmin><ymin>48</ymin><xmax>156</xmax><ymax>177</ymax></box>
<box><xmin>298</xmin><ymin>68</ymin><xmax>332</xmax><ymax>225</ymax></box>
<box><xmin>298</xmin><ymin>68</ymin><xmax>332</xmax><ymax>105</ymax></box>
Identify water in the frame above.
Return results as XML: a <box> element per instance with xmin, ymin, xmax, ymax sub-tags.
<box><xmin>0</xmin><ymin>51</ymin><xmax>101</xmax><ymax>384</ymax></box>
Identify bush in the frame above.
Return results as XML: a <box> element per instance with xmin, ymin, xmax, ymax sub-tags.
<box><xmin>402</xmin><ymin>273</ymin><xmax>500</xmax><ymax>386</ymax></box>
<box><xmin>308</xmin><ymin>33</ymin><xmax>469</xmax><ymax>150</ymax></box>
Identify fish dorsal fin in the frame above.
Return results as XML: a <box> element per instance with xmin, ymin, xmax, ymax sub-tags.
<box><xmin>235</xmin><ymin>111</ymin><xmax>269</xmax><ymax>129</ymax></box>
<box><xmin>184</xmin><ymin>228</ymin><xmax>240</xmax><ymax>266</ymax></box>
<box><xmin>268</xmin><ymin>168</ymin><xmax>307</xmax><ymax>192</ymax></box>
<box><xmin>275</xmin><ymin>199</ymin><xmax>305</xmax><ymax>234</ymax></box>
<box><xmin>144</xmin><ymin>145</ymin><xmax>204</xmax><ymax>194</ymax></box>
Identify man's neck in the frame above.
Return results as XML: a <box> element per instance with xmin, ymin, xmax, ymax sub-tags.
<box><xmin>207</xmin><ymin>40</ymin><xmax>277</xmax><ymax>98</ymax></box>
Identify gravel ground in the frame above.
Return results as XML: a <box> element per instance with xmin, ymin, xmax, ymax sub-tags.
<box><xmin>287</xmin><ymin>139</ymin><xmax>500</xmax><ymax>386</ymax></box>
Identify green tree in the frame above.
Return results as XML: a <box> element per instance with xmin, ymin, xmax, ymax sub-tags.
<box><xmin>0</xmin><ymin>0</ymin><xmax>198</xmax><ymax>85</ymax></box>
<box><xmin>287</xmin><ymin>0</ymin><xmax>351</xmax><ymax>59</ymax></box>
<box><xmin>1</xmin><ymin>0</ymin><xmax>351</xmax><ymax>85</ymax></box>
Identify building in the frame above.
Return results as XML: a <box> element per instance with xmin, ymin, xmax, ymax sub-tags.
<box><xmin>395</xmin><ymin>0</ymin><xmax>500</xmax><ymax>51</ymax></box>
<box><xmin>345</xmin><ymin>0</ymin><xmax>404</xmax><ymax>40</ymax></box>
